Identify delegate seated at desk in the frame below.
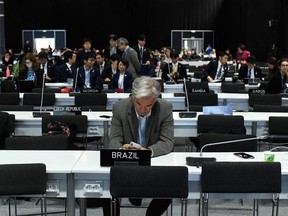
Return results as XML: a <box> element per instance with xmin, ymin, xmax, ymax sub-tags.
<box><xmin>201</xmin><ymin>51</ymin><xmax>228</xmax><ymax>82</ymax></box>
<box><xmin>238</xmin><ymin>55</ymin><xmax>262</xmax><ymax>81</ymax></box>
<box><xmin>73</xmin><ymin>52</ymin><xmax>103</xmax><ymax>92</ymax></box>
<box><xmin>161</xmin><ymin>51</ymin><xmax>187</xmax><ymax>83</ymax></box>
<box><xmin>109</xmin><ymin>76</ymin><xmax>174</xmax><ymax>216</ymax></box>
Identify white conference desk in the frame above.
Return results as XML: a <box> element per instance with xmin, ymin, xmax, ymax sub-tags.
<box><xmin>8</xmin><ymin>111</ymin><xmax>288</xmax><ymax>148</ymax></box>
<box><xmin>18</xmin><ymin>92</ymin><xmax>288</xmax><ymax>112</ymax></box>
<box><xmin>1</xmin><ymin>150</ymin><xmax>288</xmax><ymax>216</ymax></box>
<box><xmin>0</xmin><ymin>150</ymin><xmax>85</xmax><ymax>216</ymax></box>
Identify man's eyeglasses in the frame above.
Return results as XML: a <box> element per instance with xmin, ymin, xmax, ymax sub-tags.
<box><xmin>25</xmin><ymin>61</ymin><xmax>32</xmax><ymax>64</ymax></box>
<box><xmin>281</xmin><ymin>64</ymin><xmax>288</xmax><ymax>67</ymax></box>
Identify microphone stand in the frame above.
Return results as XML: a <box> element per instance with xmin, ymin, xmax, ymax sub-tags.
<box><xmin>33</xmin><ymin>73</ymin><xmax>51</xmax><ymax>117</ymax></box>
<box><xmin>179</xmin><ymin>78</ymin><xmax>197</xmax><ymax>118</ymax></box>
<box><xmin>186</xmin><ymin>135</ymin><xmax>267</xmax><ymax>167</ymax></box>
<box><xmin>70</xmin><ymin>67</ymin><xmax>80</xmax><ymax>96</ymax></box>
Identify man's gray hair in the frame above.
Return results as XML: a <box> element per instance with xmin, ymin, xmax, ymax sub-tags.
<box><xmin>132</xmin><ymin>76</ymin><xmax>161</xmax><ymax>99</ymax></box>
<box><xmin>116</xmin><ymin>37</ymin><xmax>129</xmax><ymax>46</ymax></box>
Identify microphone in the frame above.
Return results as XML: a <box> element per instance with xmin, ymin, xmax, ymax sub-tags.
<box><xmin>179</xmin><ymin>78</ymin><xmax>197</xmax><ymax>118</ymax></box>
<box><xmin>70</xmin><ymin>67</ymin><xmax>80</xmax><ymax>96</ymax></box>
<box><xmin>33</xmin><ymin>72</ymin><xmax>51</xmax><ymax>117</ymax></box>
<box><xmin>186</xmin><ymin>135</ymin><xmax>268</xmax><ymax>167</ymax></box>
<box><xmin>269</xmin><ymin>146</ymin><xmax>288</xmax><ymax>152</ymax></box>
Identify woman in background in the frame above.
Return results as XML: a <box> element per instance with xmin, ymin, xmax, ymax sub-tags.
<box><xmin>112</xmin><ymin>58</ymin><xmax>133</xmax><ymax>93</ymax></box>
<box><xmin>18</xmin><ymin>53</ymin><xmax>39</xmax><ymax>85</ymax></box>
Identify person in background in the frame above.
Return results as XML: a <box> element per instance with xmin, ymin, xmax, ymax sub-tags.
<box><xmin>202</xmin><ymin>51</ymin><xmax>229</xmax><ymax>82</ymax></box>
<box><xmin>18</xmin><ymin>53</ymin><xmax>39</xmax><ymax>85</ymax></box>
<box><xmin>103</xmin><ymin>34</ymin><xmax>121</xmax><ymax>61</ymax></box>
<box><xmin>267</xmin><ymin>56</ymin><xmax>279</xmax><ymax>81</ymax></box>
<box><xmin>132</xmin><ymin>34</ymin><xmax>151</xmax><ymax>65</ymax></box>
<box><xmin>235</xmin><ymin>44</ymin><xmax>251</xmax><ymax>67</ymax></box>
<box><xmin>266</xmin><ymin>58</ymin><xmax>288</xmax><ymax>94</ymax></box>
<box><xmin>116</xmin><ymin>37</ymin><xmax>140</xmax><ymax>80</ymax></box>
<box><xmin>23</xmin><ymin>40</ymin><xmax>32</xmax><ymax>53</ymax></box>
<box><xmin>37</xmin><ymin>51</ymin><xmax>57</xmax><ymax>85</ymax></box>
<box><xmin>1</xmin><ymin>52</ymin><xmax>13</xmax><ymax>70</ymax></box>
<box><xmin>74</xmin><ymin>52</ymin><xmax>102</xmax><ymax>92</ymax></box>
<box><xmin>58</xmin><ymin>50</ymin><xmax>77</xmax><ymax>82</ymax></box>
<box><xmin>75</xmin><ymin>38</ymin><xmax>94</xmax><ymax>68</ymax></box>
<box><xmin>112</xmin><ymin>58</ymin><xmax>133</xmax><ymax>93</ymax></box>
<box><xmin>161</xmin><ymin>51</ymin><xmax>187</xmax><ymax>83</ymax></box>
<box><xmin>101</xmin><ymin>53</ymin><xmax>120</xmax><ymax>89</ymax></box>
<box><xmin>109</xmin><ymin>76</ymin><xmax>174</xmax><ymax>216</ymax></box>
<box><xmin>94</xmin><ymin>52</ymin><xmax>110</xmax><ymax>76</ymax></box>
<box><xmin>238</xmin><ymin>55</ymin><xmax>262</xmax><ymax>81</ymax></box>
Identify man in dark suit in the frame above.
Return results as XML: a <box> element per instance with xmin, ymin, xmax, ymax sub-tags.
<box><xmin>94</xmin><ymin>52</ymin><xmax>110</xmax><ymax>77</ymax></box>
<box><xmin>161</xmin><ymin>51</ymin><xmax>187</xmax><ymax>83</ymax></box>
<box><xmin>37</xmin><ymin>51</ymin><xmax>57</xmax><ymax>87</ymax></box>
<box><xmin>58</xmin><ymin>50</ymin><xmax>77</xmax><ymax>82</ymax></box>
<box><xmin>116</xmin><ymin>37</ymin><xmax>140</xmax><ymax>80</ymax></box>
<box><xmin>75</xmin><ymin>38</ymin><xmax>94</xmax><ymax>68</ymax></box>
<box><xmin>74</xmin><ymin>52</ymin><xmax>102</xmax><ymax>92</ymax></box>
<box><xmin>238</xmin><ymin>55</ymin><xmax>262</xmax><ymax>80</ymax></box>
<box><xmin>109</xmin><ymin>76</ymin><xmax>173</xmax><ymax>216</ymax></box>
<box><xmin>103</xmin><ymin>34</ymin><xmax>122</xmax><ymax>62</ymax></box>
<box><xmin>202</xmin><ymin>51</ymin><xmax>229</xmax><ymax>82</ymax></box>
<box><xmin>132</xmin><ymin>34</ymin><xmax>151</xmax><ymax>65</ymax></box>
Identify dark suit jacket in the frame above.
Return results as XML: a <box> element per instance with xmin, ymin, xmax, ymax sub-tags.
<box><xmin>103</xmin><ymin>46</ymin><xmax>122</xmax><ymax>61</ymax></box>
<box><xmin>266</xmin><ymin>71</ymin><xmax>286</xmax><ymax>94</ymax></box>
<box><xmin>101</xmin><ymin>65</ymin><xmax>118</xmax><ymax>89</ymax></box>
<box><xmin>109</xmin><ymin>97</ymin><xmax>174</xmax><ymax>157</ymax></box>
<box><xmin>132</xmin><ymin>45</ymin><xmax>151</xmax><ymax>64</ymax></box>
<box><xmin>122</xmin><ymin>46</ymin><xmax>141</xmax><ymax>79</ymax></box>
<box><xmin>58</xmin><ymin>63</ymin><xmax>76</xmax><ymax>82</ymax></box>
<box><xmin>238</xmin><ymin>65</ymin><xmax>262</xmax><ymax>80</ymax></box>
<box><xmin>202</xmin><ymin>60</ymin><xmax>228</xmax><ymax>82</ymax></box>
<box><xmin>112</xmin><ymin>71</ymin><xmax>133</xmax><ymax>93</ymax></box>
<box><xmin>161</xmin><ymin>62</ymin><xmax>187</xmax><ymax>82</ymax></box>
<box><xmin>37</xmin><ymin>62</ymin><xmax>57</xmax><ymax>86</ymax></box>
<box><xmin>74</xmin><ymin>66</ymin><xmax>103</xmax><ymax>91</ymax></box>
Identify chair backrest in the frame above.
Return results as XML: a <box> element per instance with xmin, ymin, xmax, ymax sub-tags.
<box><xmin>202</xmin><ymin>162</ymin><xmax>281</xmax><ymax>193</ymax></box>
<box><xmin>253</xmin><ymin>104</ymin><xmax>288</xmax><ymax>112</ymax></box>
<box><xmin>23</xmin><ymin>93</ymin><xmax>56</xmax><ymax>106</ymax></box>
<box><xmin>0</xmin><ymin>93</ymin><xmax>20</xmax><ymax>105</ymax></box>
<box><xmin>199</xmin><ymin>133</ymin><xmax>257</xmax><ymax>152</ymax></box>
<box><xmin>5</xmin><ymin>135</ymin><xmax>69</xmax><ymax>150</ymax></box>
<box><xmin>269</xmin><ymin>117</ymin><xmax>288</xmax><ymax>135</ymax></box>
<box><xmin>187</xmin><ymin>93</ymin><xmax>218</xmax><ymax>111</ymax></box>
<box><xmin>32</xmin><ymin>88</ymin><xmax>62</xmax><ymax>93</ymax></box>
<box><xmin>185</xmin><ymin>82</ymin><xmax>209</xmax><ymax>93</ymax></box>
<box><xmin>74</xmin><ymin>93</ymin><xmax>108</xmax><ymax>107</ymax></box>
<box><xmin>197</xmin><ymin>115</ymin><xmax>245</xmax><ymax>134</ymax></box>
<box><xmin>248</xmin><ymin>94</ymin><xmax>282</xmax><ymax>109</ymax></box>
<box><xmin>221</xmin><ymin>83</ymin><xmax>245</xmax><ymax>93</ymax></box>
<box><xmin>0</xmin><ymin>112</ymin><xmax>14</xmax><ymax>149</ymax></box>
<box><xmin>0</xmin><ymin>105</ymin><xmax>34</xmax><ymax>111</ymax></box>
<box><xmin>42</xmin><ymin>115</ymin><xmax>88</xmax><ymax>134</ymax></box>
<box><xmin>0</xmin><ymin>163</ymin><xmax>47</xmax><ymax>195</ymax></box>
<box><xmin>156</xmin><ymin>79</ymin><xmax>165</xmax><ymax>92</ymax></box>
<box><xmin>110</xmin><ymin>166</ymin><xmax>188</xmax><ymax>198</ymax></box>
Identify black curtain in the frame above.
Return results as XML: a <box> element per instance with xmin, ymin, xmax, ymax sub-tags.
<box><xmin>4</xmin><ymin>0</ymin><xmax>288</xmax><ymax>60</ymax></box>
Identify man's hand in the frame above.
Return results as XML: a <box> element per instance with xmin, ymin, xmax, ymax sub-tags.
<box><xmin>122</xmin><ymin>143</ymin><xmax>147</xmax><ymax>150</ymax></box>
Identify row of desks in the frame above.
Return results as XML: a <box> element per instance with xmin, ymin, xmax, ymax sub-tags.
<box><xmin>18</xmin><ymin>92</ymin><xmax>288</xmax><ymax>112</ymax></box>
<box><xmin>9</xmin><ymin>111</ymin><xmax>288</xmax><ymax>148</ymax></box>
<box><xmin>1</xmin><ymin>151</ymin><xmax>288</xmax><ymax>216</ymax></box>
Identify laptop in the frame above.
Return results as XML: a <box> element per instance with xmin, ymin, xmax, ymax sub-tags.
<box><xmin>203</xmin><ymin>105</ymin><xmax>233</xmax><ymax>116</ymax></box>
<box><xmin>100</xmin><ymin>149</ymin><xmax>151</xmax><ymax>166</ymax></box>
<box><xmin>18</xmin><ymin>80</ymin><xmax>34</xmax><ymax>92</ymax></box>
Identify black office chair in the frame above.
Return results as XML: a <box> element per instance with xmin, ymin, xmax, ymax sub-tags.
<box><xmin>110</xmin><ymin>166</ymin><xmax>188</xmax><ymax>216</ymax></box>
<box><xmin>32</xmin><ymin>88</ymin><xmax>62</xmax><ymax>93</ymax></box>
<box><xmin>74</xmin><ymin>93</ymin><xmax>107</xmax><ymax>111</ymax></box>
<box><xmin>0</xmin><ymin>105</ymin><xmax>34</xmax><ymax>111</ymax></box>
<box><xmin>199</xmin><ymin>133</ymin><xmax>258</xmax><ymax>152</ymax></box>
<box><xmin>186</xmin><ymin>93</ymin><xmax>218</xmax><ymax>111</ymax></box>
<box><xmin>0</xmin><ymin>163</ymin><xmax>47</xmax><ymax>216</ymax></box>
<box><xmin>0</xmin><ymin>112</ymin><xmax>15</xmax><ymax>149</ymax></box>
<box><xmin>23</xmin><ymin>93</ymin><xmax>56</xmax><ymax>110</ymax></box>
<box><xmin>248</xmin><ymin>94</ymin><xmax>282</xmax><ymax>111</ymax></box>
<box><xmin>253</xmin><ymin>104</ymin><xmax>288</xmax><ymax>112</ymax></box>
<box><xmin>5</xmin><ymin>134</ymin><xmax>69</xmax><ymax>150</ymax></box>
<box><xmin>185</xmin><ymin>81</ymin><xmax>209</xmax><ymax>93</ymax></box>
<box><xmin>197</xmin><ymin>115</ymin><xmax>246</xmax><ymax>134</ymax></box>
<box><xmin>156</xmin><ymin>79</ymin><xmax>165</xmax><ymax>92</ymax></box>
<box><xmin>42</xmin><ymin>115</ymin><xmax>88</xmax><ymax>147</ymax></box>
<box><xmin>201</xmin><ymin>162</ymin><xmax>281</xmax><ymax>216</ymax></box>
<box><xmin>0</xmin><ymin>92</ymin><xmax>20</xmax><ymax>105</ymax></box>
<box><xmin>268</xmin><ymin>117</ymin><xmax>288</xmax><ymax>149</ymax></box>
<box><xmin>221</xmin><ymin>83</ymin><xmax>246</xmax><ymax>93</ymax></box>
